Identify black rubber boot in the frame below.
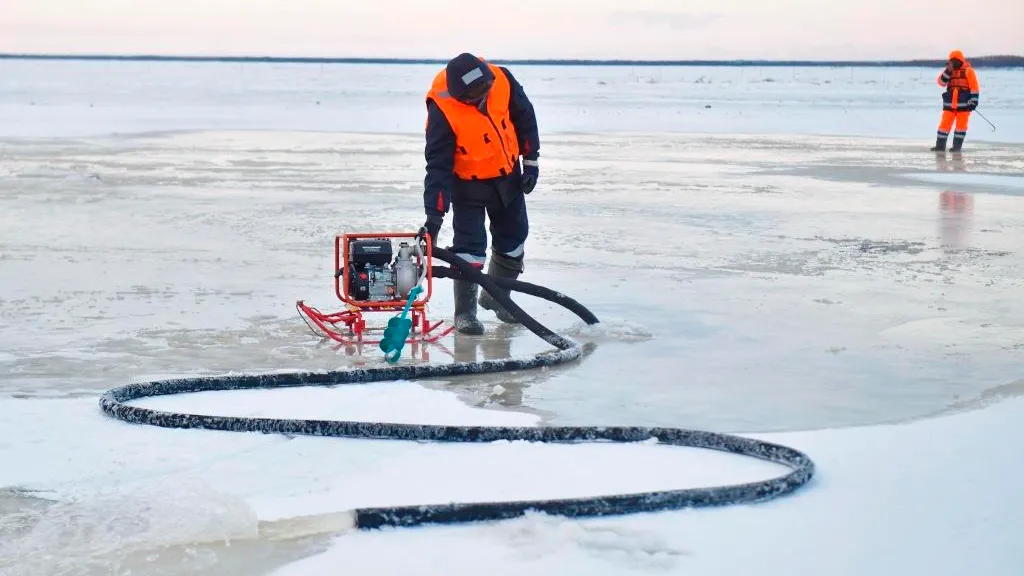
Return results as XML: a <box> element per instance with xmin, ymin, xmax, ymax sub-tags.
<box><xmin>930</xmin><ymin>135</ymin><xmax>947</xmax><ymax>152</ymax></box>
<box><xmin>950</xmin><ymin>132</ymin><xmax>965</xmax><ymax>152</ymax></box>
<box><xmin>479</xmin><ymin>253</ymin><xmax>523</xmax><ymax>324</ymax></box>
<box><xmin>452</xmin><ymin>279</ymin><xmax>484</xmax><ymax>335</ymax></box>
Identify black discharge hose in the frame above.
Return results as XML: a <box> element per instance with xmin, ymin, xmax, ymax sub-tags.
<box><xmin>99</xmin><ymin>245</ymin><xmax>815</xmax><ymax>531</ymax></box>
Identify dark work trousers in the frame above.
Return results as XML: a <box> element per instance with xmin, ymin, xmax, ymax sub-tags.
<box><xmin>450</xmin><ymin>172</ymin><xmax>528</xmax><ymax>268</ymax></box>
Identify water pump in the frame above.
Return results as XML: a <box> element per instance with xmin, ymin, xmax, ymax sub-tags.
<box><xmin>296</xmin><ymin>230</ymin><xmax>454</xmax><ymax>349</ymax></box>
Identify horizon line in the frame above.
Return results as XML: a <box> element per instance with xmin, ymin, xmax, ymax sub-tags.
<box><xmin>2</xmin><ymin>52</ymin><xmax>1024</xmax><ymax>68</ymax></box>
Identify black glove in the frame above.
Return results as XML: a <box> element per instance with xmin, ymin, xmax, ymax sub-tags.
<box><xmin>421</xmin><ymin>211</ymin><xmax>443</xmax><ymax>248</ymax></box>
<box><xmin>521</xmin><ymin>158</ymin><xmax>538</xmax><ymax>194</ymax></box>
<box><xmin>966</xmin><ymin>95</ymin><xmax>978</xmax><ymax>111</ymax></box>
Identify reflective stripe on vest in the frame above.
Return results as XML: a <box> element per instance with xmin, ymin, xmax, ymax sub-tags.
<box><xmin>426</xmin><ymin>62</ymin><xmax>520</xmax><ymax>181</ymax></box>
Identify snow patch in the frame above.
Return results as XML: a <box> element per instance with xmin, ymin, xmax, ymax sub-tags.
<box><xmin>565</xmin><ymin>318</ymin><xmax>655</xmax><ymax>343</ymax></box>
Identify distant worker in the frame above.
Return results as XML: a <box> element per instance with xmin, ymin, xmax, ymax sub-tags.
<box><xmin>931</xmin><ymin>50</ymin><xmax>979</xmax><ymax>153</ymax></box>
<box><xmin>420</xmin><ymin>53</ymin><xmax>540</xmax><ymax>335</ymax></box>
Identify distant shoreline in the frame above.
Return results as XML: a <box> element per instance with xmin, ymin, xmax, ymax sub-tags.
<box><xmin>1</xmin><ymin>53</ymin><xmax>1023</xmax><ymax>68</ymax></box>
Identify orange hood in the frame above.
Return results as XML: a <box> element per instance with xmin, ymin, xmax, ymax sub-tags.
<box><xmin>948</xmin><ymin>49</ymin><xmax>967</xmax><ymax>63</ymax></box>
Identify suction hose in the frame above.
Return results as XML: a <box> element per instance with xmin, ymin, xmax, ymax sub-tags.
<box><xmin>99</xmin><ymin>245</ymin><xmax>815</xmax><ymax>530</ymax></box>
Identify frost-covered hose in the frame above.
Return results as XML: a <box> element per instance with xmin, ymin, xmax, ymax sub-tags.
<box><xmin>98</xmin><ymin>245</ymin><xmax>815</xmax><ymax>531</ymax></box>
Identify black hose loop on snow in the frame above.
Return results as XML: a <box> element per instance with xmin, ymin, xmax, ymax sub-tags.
<box><xmin>98</xmin><ymin>244</ymin><xmax>815</xmax><ymax>531</ymax></box>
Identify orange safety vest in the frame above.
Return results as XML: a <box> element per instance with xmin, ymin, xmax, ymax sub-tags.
<box><xmin>936</xmin><ymin>62</ymin><xmax>979</xmax><ymax>111</ymax></box>
<box><xmin>945</xmin><ymin>67</ymin><xmax>973</xmax><ymax>91</ymax></box>
<box><xmin>426</xmin><ymin>62</ymin><xmax>520</xmax><ymax>181</ymax></box>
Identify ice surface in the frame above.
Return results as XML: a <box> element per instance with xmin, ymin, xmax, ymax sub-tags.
<box><xmin>271</xmin><ymin>395</ymin><xmax>1024</xmax><ymax>576</ymax></box>
<box><xmin>1</xmin><ymin>60</ymin><xmax>1023</xmax><ymax>575</ymax></box>
<box><xmin>2</xmin><ymin>130</ymin><xmax>1021</xmax><ymax>431</ymax></box>
<box><xmin>0</xmin><ymin>386</ymin><xmax>786</xmax><ymax>576</ymax></box>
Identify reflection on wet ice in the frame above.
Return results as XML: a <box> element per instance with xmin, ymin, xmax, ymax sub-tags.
<box><xmin>938</xmin><ymin>190</ymin><xmax>974</xmax><ymax>252</ymax></box>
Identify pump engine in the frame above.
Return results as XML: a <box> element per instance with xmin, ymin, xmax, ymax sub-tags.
<box><xmin>346</xmin><ymin>238</ymin><xmax>421</xmax><ymax>303</ymax></box>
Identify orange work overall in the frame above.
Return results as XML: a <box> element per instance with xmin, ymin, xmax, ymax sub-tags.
<box><xmin>935</xmin><ymin>53</ymin><xmax>979</xmax><ymax>149</ymax></box>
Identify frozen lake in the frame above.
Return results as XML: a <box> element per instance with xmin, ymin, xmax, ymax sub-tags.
<box><xmin>1</xmin><ymin>60</ymin><xmax>1023</xmax><ymax>575</ymax></box>
<box><xmin>3</xmin><ymin>59</ymin><xmax>1024</xmax><ymax>139</ymax></box>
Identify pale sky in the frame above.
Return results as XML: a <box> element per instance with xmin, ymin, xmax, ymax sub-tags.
<box><xmin>1</xmin><ymin>0</ymin><xmax>1021</xmax><ymax>60</ymax></box>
